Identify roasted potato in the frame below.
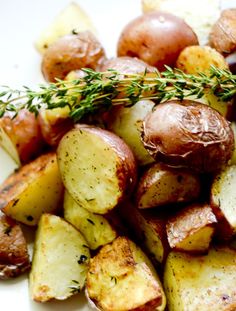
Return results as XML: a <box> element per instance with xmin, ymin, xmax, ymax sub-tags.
<box><xmin>0</xmin><ymin>110</ymin><xmax>45</xmax><ymax>164</ymax></box>
<box><xmin>106</xmin><ymin>100</ymin><xmax>155</xmax><ymax>165</ymax></box>
<box><xmin>0</xmin><ymin>214</ymin><xmax>30</xmax><ymax>279</ymax></box>
<box><xmin>57</xmin><ymin>125</ymin><xmax>137</xmax><ymax>214</ymax></box>
<box><xmin>231</xmin><ymin>122</ymin><xmax>236</xmax><ymax>164</ymax></box>
<box><xmin>29</xmin><ymin>213</ymin><xmax>90</xmax><ymax>302</ymax></box>
<box><xmin>100</xmin><ymin>56</ymin><xmax>156</xmax><ymax>73</ymax></box>
<box><xmin>117</xmin><ymin>11</ymin><xmax>198</xmax><ymax>71</ymax></box>
<box><xmin>119</xmin><ymin>202</ymin><xmax>169</xmax><ymax>264</ymax></box>
<box><xmin>142</xmin><ymin>100</ymin><xmax>235</xmax><ymax>172</ymax></box>
<box><xmin>64</xmin><ymin>190</ymin><xmax>117</xmax><ymax>250</ymax></box>
<box><xmin>35</xmin><ymin>2</ymin><xmax>96</xmax><ymax>54</ymax></box>
<box><xmin>0</xmin><ymin>152</ymin><xmax>64</xmax><ymax>226</ymax></box>
<box><xmin>0</xmin><ymin>125</ymin><xmax>20</xmax><ymax>166</ymax></box>
<box><xmin>136</xmin><ymin>162</ymin><xmax>201</xmax><ymax>209</ymax></box>
<box><xmin>166</xmin><ymin>203</ymin><xmax>217</xmax><ymax>253</ymax></box>
<box><xmin>211</xmin><ymin>164</ymin><xmax>236</xmax><ymax>239</ymax></box>
<box><xmin>86</xmin><ymin>236</ymin><xmax>166</xmax><ymax>311</ymax></box>
<box><xmin>226</xmin><ymin>51</ymin><xmax>236</xmax><ymax>74</ymax></box>
<box><xmin>141</xmin><ymin>0</ymin><xmax>221</xmax><ymax>45</ymax></box>
<box><xmin>209</xmin><ymin>9</ymin><xmax>236</xmax><ymax>55</ymax></box>
<box><xmin>38</xmin><ymin>107</ymin><xmax>73</xmax><ymax>147</ymax></box>
<box><xmin>42</xmin><ymin>31</ymin><xmax>106</xmax><ymax>82</ymax></box>
<box><xmin>164</xmin><ymin>247</ymin><xmax>236</xmax><ymax>311</ymax></box>
<box><xmin>176</xmin><ymin>46</ymin><xmax>229</xmax><ymax>74</ymax></box>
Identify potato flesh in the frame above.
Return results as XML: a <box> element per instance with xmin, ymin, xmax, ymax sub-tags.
<box><xmin>64</xmin><ymin>190</ymin><xmax>117</xmax><ymax>250</ymax></box>
<box><xmin>58</xmin><ymin>128</ymin><xmax>125</xmax><ymax>214</ymax></box>
<box><xmin>0</xmin><ymin>126</ymin><xmax>20</xmax><ymax>165</ymax></box>
<box><xmin>0</xmin><ymin>153</ymin><xmax>63</xmax><ymax>225</ymax></box>
<box><xmin>35</xmin><ymin>2</ymin><xmax>96</xmax><ymax>54</ymax></box>
<box><xmin>164</xmin><ymin>247</ymin><xmax>236</xmax><ymax>311</ymax></box>
<box><xmin>166</xmin><ymin>204</ymin><xmax>217</xmax><ymax>252</ymax></box>
<box><xmin>137</xmin><ymin>163</ymin><xmax>200</xmax><ymax>208</ymax></box>
<box><xmin>108</xmin><ymin>100</ymin><xmax>155</xmax><ymax>165</ymax></box>
<box><xmin>29</xmin><ymin>214</ymin><xmax>90</xmax><ymax>302</ymax></box>
<box><xmin>211</xmin><ymin>165</ymin><xmax>236</xmax><ymax>234</ymax></box>
<box><xmin>86</xmin><ymin>236</ymin><xmax>166</xmax><ymax>311</ymax></box>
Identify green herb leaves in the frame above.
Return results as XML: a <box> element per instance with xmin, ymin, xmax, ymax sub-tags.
<box><xmin>0</xmin><ymin>66</ymin><xmax>235</xmax><ymax>122</ymax></box>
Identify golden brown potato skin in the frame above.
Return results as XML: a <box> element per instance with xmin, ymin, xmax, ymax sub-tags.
<box><xmin>0</xmin><ymin>215</ymin><xmax>30</xmax><ymax>279</ymax></box>
<box><xmin>0</xmin><ymin>110</ymin><xmax>45</xmax><ymax>163</ymax></box>
<box><xmin>42</xmin><ymin>31</ymin><xmax>106</xmax><ymax>82</ymax></box>
<box><xmin>117</xmin><ymin>11</ymin><xmax>198</xmax><ymax>71</ymax></box>
<box><xmin>142</xmin><ymin>100</ymin><xmax>234</xmax><ymax>173</ymax></box>
<box><xmin>209</xmin><ymin>9</ymin><xmax>236</xmax><ymax>55</ymax></box>
<box><xmin>100</xmin><ymin>56</ymin><xmax>156</xmax><ymax>73</ymax></box>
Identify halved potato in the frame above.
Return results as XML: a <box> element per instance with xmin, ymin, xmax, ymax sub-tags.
<box><xmin>57</xmin><ymin>125</ymin><xmax>137</xmax><ymax>214</ymax></box>
<box><xmin>0</xmin><ymin>214</ymin><xmax>30</xmax><ymax>279</ymax></box>
<box><xmin>164</xmin><ymin>247</ymin><xmax>236</xmax><ymax>311</ymax></box>
<box><xmin>231</xmin><ymin>122</ymin><xmax>236</xmax><ymax>164</ymax></box>
<box><xmin>29</xmin><ymin>213</ymin><xmax>90</xmax><ymax>302</ymax></box>
<box><xmin>64</xmin><ymin>190</ymin><xmax>117</xmax><ymax>250</ymax></box>
<box><xmin>211</xmin><ymin>164</ymin><xmax>236</xmax><ymax>239</ymax></box>
<box><xmin>166</xmin><ymin>203</ymin><xmax>217</xmax><ymax>253</ymax></box>
<box><xmin>0</xmin><ymin>153</ymin><xmax>64</xmax><ymax>226</ymax></box>
<box><xmin>119</xmin><ymin>202</ymin><xmax>169</xmax><ymax>264</ymax></box>
<box><xmin>136</xmin><ymin>162</ymin><xmax>201</xmax><ymax>209</ymax></box>
<box><xmin>106</xmin><ymin>100</ymin><xmax>155</xmax><ymax>165</ymax></box>
<box><xmin>0</xmin><ymin>110</ymin><xmax>45</xmax><ymax>164</ymax></box>
<box><xmin>86</xmin><ymin>236</ymin><xmax>166</xmax><ymax>311</ymax></box>
<box><xmin>35</xmin><ymin>2</ymin><xmax>96</xmax><ymax>54</ymax></box>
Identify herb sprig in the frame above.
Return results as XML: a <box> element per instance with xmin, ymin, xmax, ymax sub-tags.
<box><xmin>0</xmin><ymin>66</ymin><xmax>235</xmax><ymax>121</ymax></box>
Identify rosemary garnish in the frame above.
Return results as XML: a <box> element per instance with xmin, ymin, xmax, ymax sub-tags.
<box><xmin>0</xmin><ymin>66</ymin><xmax>235</xmax><ymax>121</ymax></box>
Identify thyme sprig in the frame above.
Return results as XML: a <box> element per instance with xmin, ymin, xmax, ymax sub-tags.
<box><xmin>0</xmin><ymin>66</ymin><xmax>235</xmax><ymax>121</ymax></box>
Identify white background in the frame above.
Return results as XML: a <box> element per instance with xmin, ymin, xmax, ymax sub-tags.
<box><xmin>0</xmin><ymin>0</ymin><xmax>235</xmax><ymax>310</ymax></box>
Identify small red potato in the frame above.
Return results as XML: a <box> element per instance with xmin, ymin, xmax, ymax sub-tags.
<box><xmin>142</xmin><ymin>100</ymin><xmax>234</xmax><ymax>173</ymax></box>
<box><xmin>0</xmin><ymin>109</ymin><xmax>45</xmax><ymax>164</ymax></box>
<box><xmin>42</xmin><ymin>31</ymin><xmax>106</xmax><ymax>82</ymax></box>
<box><xmin>117</xmin><ymin>11</ymin><xmax>198</xmax><ymax>71</ymax></box>
<box><xmin>209</xmin><ymin>9</ymin><xmax>236</xmax><ymax>55</ymax></box>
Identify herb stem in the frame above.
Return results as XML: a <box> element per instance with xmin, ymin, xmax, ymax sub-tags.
<box><xmin>0</xmin><ymin>66</ymin><xmax>235</xmax><ymax>120</ymax></box>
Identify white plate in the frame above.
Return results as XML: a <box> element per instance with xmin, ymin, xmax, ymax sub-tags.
<box><xmin>0</xmin><ymin>0</ymin><xmax>140</xmax><ymax>310</ymax></box>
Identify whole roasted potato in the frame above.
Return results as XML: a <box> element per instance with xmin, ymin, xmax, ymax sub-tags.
<box><xmin>117</xmin><ymin>11</ymin><xmax>198</xmax><ymax>71</ymax></box>
<box><xmin>209</xmin><ymin>9</ymin><xmax>236</xmax><ymax>55</ymax></box>
<box><xmin>42</xmin><ymin>31</ymin><xmax>106</xmax><ymax>82</ymax></box>
<box><xmin>142</xmin><ymin>100</ymin><xmax>234</xmax><ymax>172</ymax></box>
<box><xmin>100</xmin><ymin>56</ymin><xmax>156</xmax><ymax>73</ymax></box>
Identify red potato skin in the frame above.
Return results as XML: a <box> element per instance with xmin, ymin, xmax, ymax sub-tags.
<box><xmin>142</xmin><ymin>100</ymin><xmax>234</xmax><ymax>173</ymax></box>
<box><xmin>75</xmin><ymin>124</ymin><xmax>137</xmax><ymax>197</ymax></box>
<box><xmin>117</xmin><ymin>11</ymin><xmax>198</xmax><ymax>71</ymax></box>
<box><xmin>42</xmin><ymin>31</ymin><xmax>106</xmax><ymax>82</ymax></box>
<box><xmin>0</xmin><ymin>110</ymin><xmax>45</xmax><ymax>164</ymax></box>
<box><xmin>209</xmin><ymin>9</ymin><xmax>236</xmax><ymax>55</ymax></box>
<box><xmin>0</xmin><ymin>215</ymin><xmax>30</xmax><ymax>279</ymax></box>
<box><xmin>100</xmin><ymin>56</ymin><xmax>156</xmax><ymax>73</ymax></box>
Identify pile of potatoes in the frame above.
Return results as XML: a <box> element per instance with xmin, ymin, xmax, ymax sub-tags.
<box><xmin>1</xmin><ymin>2</ymin><xmax>236</xmax><ymax>311</ymax></box>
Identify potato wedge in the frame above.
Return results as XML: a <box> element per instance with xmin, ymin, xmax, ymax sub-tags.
<box><xmin>29</xmin><ymin>213</ymin><xmax>90</xmax><ymax>302</ymax></box>
<box><xmin>166</xmin><ymin>203</ymin><xmax>217</xmax><ymax>253</ymax></box>
<box><xmin>0</xmin><ymin>214</ymin><xmax>30</xmax><ymax>279</ymax></box>
<box><xmin>136</xmin><ymin>163</ymin><xmax>201</xmax><ymax>209</ymax></box>
<box><xmin>0</xmin><ymin>152</ymin><xmax>64</xmax><ymax>226</ymax></box>
<box><xmin>211</xmin><ymin>164</ymin><xmax>236</xmax><ymax>239</ymax></box>
<box><xmin>106</xmin><ymin>100</ymin><xmax>155</xmax><ymax>165</ymax></box>
<box><xmin>0</xmin><ymin>126</ymin><xmax>20</xmax><ymax>165</ymax></box>
<box><xmin>57</xmin><ymin>125</ymin><xmax>137</xmax><ymax>214</ymax></box>
<box><xmin>86</xmin><ymin>236</ymin><xmax>166</xmax><ymax>311</ymax></box>
<box><xmin>164</xmin><ymin>247</ymin><xmax>236</xmax><ymax>311</ymax></box>
<box><xmin>0</xmin><ymin>110</ymin><xmax>45</xmax><ymax>164</ymax></box>
<box><xmin>119</xmin><ymin>202</ymin><xmax>169</xmax><ymax>264</ymax></box>
<box><xmin>35</xmin><ymin>2</ymin><xmax>96</xmax><ymax>54</ymax></box>
<box><xmin>64</xmin><ymin>190</ymin><xmax>117</xmax><ymax>250</ymax></box>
